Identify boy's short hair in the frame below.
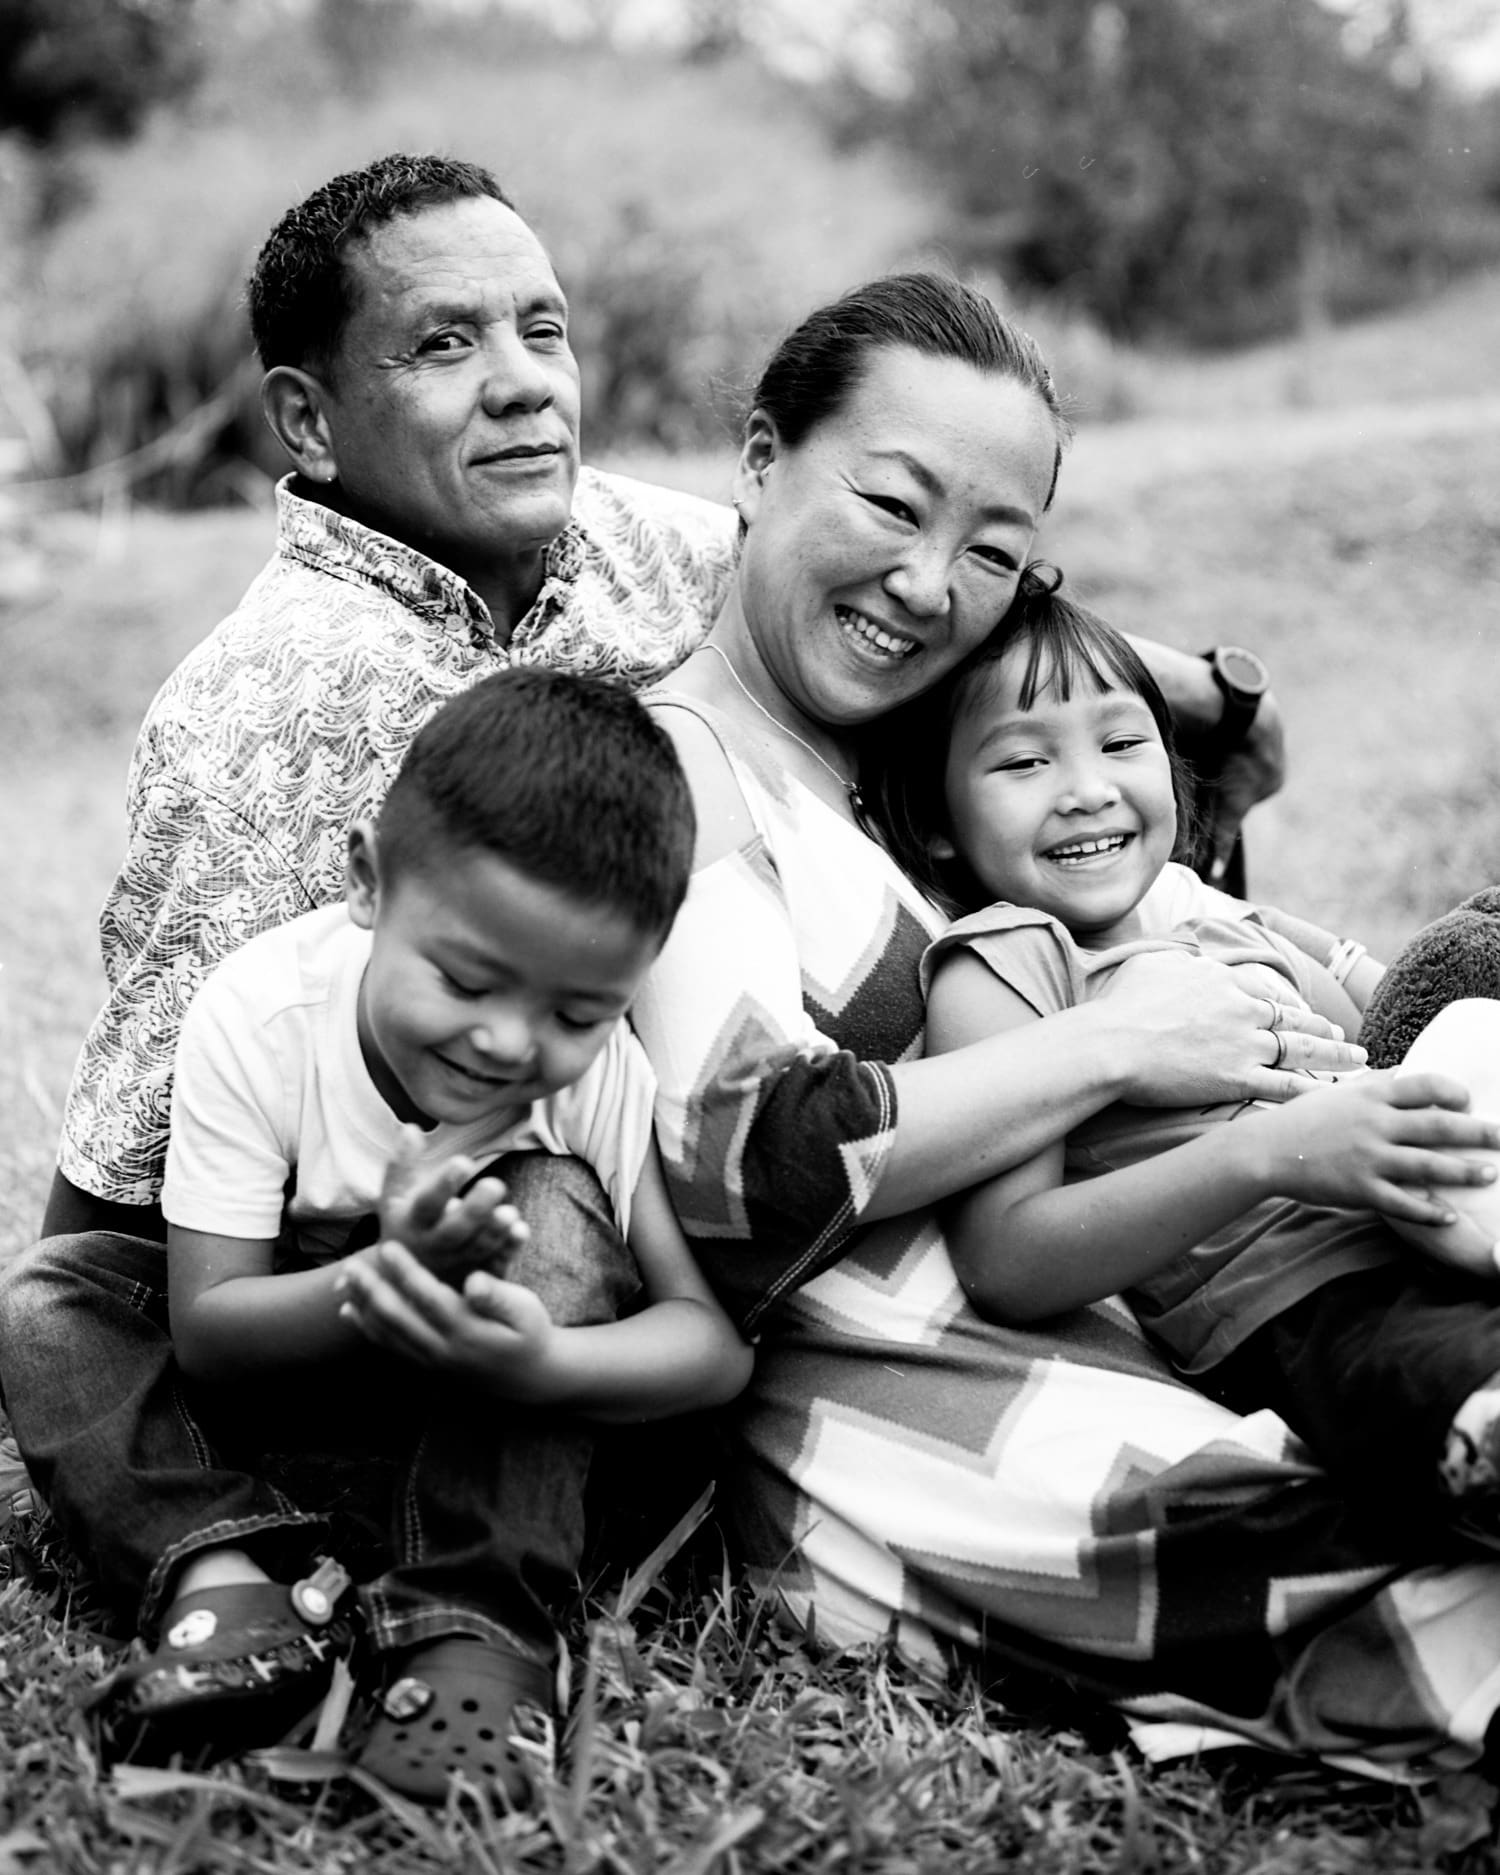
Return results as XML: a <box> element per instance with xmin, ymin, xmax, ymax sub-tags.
<box><xmin>378</xmin><ymin>669</ymin><xmax>696</xmax><ymax>942</ymax></box>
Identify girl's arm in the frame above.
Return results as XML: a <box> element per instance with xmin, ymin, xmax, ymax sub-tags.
<box><xmin>333</xmin><ymin>1142</ymin><xmax>754</xmax><ymax>1420</ymax></box>
<box><xmin>1245</xmin><ymin>902</ymin><xmax>1385</xmax><ymax>1019</ymax></box>
<box><xmin>927</xmin><ymin>949</ymin><xmax>1500</xmax><ymax>1324</ymax></box>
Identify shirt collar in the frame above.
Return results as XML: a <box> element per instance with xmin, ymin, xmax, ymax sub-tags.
<box><xmin>512</xmin><ymin>510</ymin><xmax>586</xmax><ymax>650</ymax></box>
<box><xmin>275</xmin><ymin>474</ymin><xmax>588</xmax><ymax>646</ymax></box>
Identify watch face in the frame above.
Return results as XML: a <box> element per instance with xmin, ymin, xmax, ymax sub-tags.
<box><xmin>1219</xmin><ymin>646</ymin><xmax>1269</xmax><ymax>698</ymax></box>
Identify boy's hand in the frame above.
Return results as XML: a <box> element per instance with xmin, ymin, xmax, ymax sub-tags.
<box><xmin>1251</xmin><ymin>1068</ymin><xmax>1500</xmax><ymax>1224</ymax></box>
<box><xmin>378</xmin><ymin>1126</ymin><xmax>530</xmax><ymax>1283</ymax></box>
<box><xmin>334</xmin><ymin>1240</ymin><xmax>564</xmax><ymax>1400</ymax></box>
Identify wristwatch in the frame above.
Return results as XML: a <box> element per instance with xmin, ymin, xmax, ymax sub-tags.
<box><xmin>1200</xmin><ymin>645</ymin><xmax>1269</xmax><ymax>749</ymax></box>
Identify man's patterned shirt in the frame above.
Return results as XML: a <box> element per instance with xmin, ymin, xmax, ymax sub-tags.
<box><xmin>59</xmin><ymin>467</ymin><xmax>736</xmax><ymax>1203</ymax></box>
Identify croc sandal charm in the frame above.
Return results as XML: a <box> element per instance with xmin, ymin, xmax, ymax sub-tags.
<box><xmin>290</xmin><ymin>1556</ymin><xmax>353</xmax><ymax>1624</ymax></box>
<box><xmin>87</xmin><ymin>1561</ymin><xmax>357</xmax><ymax>1766</ymax></box>
<box><xmin>358</xmin><ymin>1637</ymin><xmax>554</xmax><ymax>1804</ymax></box>
<box><xmin>382</xmin><ymin>1675</ymin><xmax>437</xmax><ymax>1721</ymax></box>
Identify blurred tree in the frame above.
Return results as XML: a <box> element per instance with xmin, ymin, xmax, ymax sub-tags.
<box><xmin>848</xmin><ymin>0</ymin><xmax>1488</xmax><ymax>343</ymax></box>
<box><xmin>682</xmin><ymin>0</ymin><xmax>748</xmax><ymax>63</ymax></box>
<box><xmin>569</xmin><ymin>198</ymin><xmax>716</xmax><ymax>450</ymax></box>
<box><xmin>0</xmin><ymin>0</ymin><xmax>200</xmax><ymax>145</ymax></box>
<box><xmin>314</xmin><ymin>0</ymin><xmax>415</xmax><ymax>95</ymax></box>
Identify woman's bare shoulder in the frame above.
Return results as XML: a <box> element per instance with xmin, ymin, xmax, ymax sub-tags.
<box><xmin>648</xmin><ymin>694</ymin><xmax>758</xmax><ymax>871</ymax></box>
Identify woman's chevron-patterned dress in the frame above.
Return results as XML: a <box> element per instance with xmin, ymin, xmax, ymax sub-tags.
<box><xmin>633</xmin><ymin>693</ymin><xmax>1500</xmax><ymax>1773</ymax></box>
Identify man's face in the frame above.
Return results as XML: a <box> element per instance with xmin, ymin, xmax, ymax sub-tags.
<box><xmin>316</xmin><ymin>195</ymin><xmax>582</xmax><ymax>602</ymax></box>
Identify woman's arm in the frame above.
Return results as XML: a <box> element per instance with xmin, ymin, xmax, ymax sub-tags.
<box><xmin>873</xmin><ymin>947</ymin><xmax>1354</xmax><ymax>1220</ymax></box>
<box><xmin>652</xmin><ymin>707</ymin><xmax>1360</xmax><ymax>1225</ymax></box>
<box><xmin>928</xmin><ymin>950</ymin><xmax>1500</xmax><ymax>1324</ymax></box>
<box><xmin>928</xmin><ymin>956</ymin><xmax>1255</xmax><ymax>1318</ymax></box>
<box><xmin>632</xmin><ymin>704</ymin><xmax>1365</xmax><ymax>1328</ymax></box>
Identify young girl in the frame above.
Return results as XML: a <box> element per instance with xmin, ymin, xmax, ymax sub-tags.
<box><xmin>868</xmin><ymin>579</ymin><xmax>1500</xmax><ymax>1529</ymax></box>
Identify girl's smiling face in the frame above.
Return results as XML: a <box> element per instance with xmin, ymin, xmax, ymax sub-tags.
<box><xmin>940</xmin><ymin>643</ymin><xmax>1178</xmax><ymax>947</ymax></box>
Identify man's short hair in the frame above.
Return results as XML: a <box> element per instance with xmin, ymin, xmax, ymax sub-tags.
<box><xmin>248</xmin><ymin>152</ymin><xmax>513</xmax><ymax>378</ymax></box>
<box><xmin>377</xmin><ymin>669</ymin><xmax>696</xmax><ymax>944</ymax></box>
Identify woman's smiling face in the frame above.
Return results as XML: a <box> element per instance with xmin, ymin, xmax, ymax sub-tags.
<box><xmin>731</xmin><ymin>344</ymin><xmax>1059</xmax><ymax>728</ymax></box>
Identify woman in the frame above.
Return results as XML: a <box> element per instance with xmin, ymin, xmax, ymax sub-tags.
<box><xmin>632</xmin><ymin>273</ymin><xmax>1500</xmax><ymax>1767</ymax></box>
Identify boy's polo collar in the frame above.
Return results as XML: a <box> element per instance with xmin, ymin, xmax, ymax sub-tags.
<box><xmin>274</xmin><ymin>474</ymin><xmax>587</xmax><ymax>649</ymax></box>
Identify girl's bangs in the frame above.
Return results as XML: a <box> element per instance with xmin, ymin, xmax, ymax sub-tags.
<box><xmin>1010</xmin><ymin>616</ymin><xmax>1138</xmax><ymax>713</ymax></box>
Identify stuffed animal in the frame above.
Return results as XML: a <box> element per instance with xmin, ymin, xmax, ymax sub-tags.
<box><xmin>1359</xmin><ymin>886</ymin><xmax>1500</xmax><ymax>1070</ymax></box>
<box><xmin>1359</xmin><ymin>887</ymin><xmax>1500</xmax><ymax>1265</ymax></box>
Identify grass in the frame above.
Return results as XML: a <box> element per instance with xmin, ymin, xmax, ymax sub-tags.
<box><xmin>3</xmin><ymin>272</ymin><xmax>1500</xmax><ymax>1868</ymax></box>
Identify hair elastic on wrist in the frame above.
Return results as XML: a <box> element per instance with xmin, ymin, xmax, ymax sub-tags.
<box><xmin>1325</xmin><ymin>938</ymin><xmax>1368</xmax><ymax>987</ymax></box>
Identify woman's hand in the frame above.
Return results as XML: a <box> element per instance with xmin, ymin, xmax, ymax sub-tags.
<box><xmin>1246</xmin><ymin>1068</ymin><xmax>1500</xmax><ymax>1225</ymax></box>
<box><xmin>1102</xmin><ymin>949</ymin><xmax>1365</xmax><ymax>1107</ymax></box>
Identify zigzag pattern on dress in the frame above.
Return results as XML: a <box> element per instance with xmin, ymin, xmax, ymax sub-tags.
<box><xmin>632</xmin><ymin>689</ymin><xmax>1500</xmax><ymax>1772</ymax></box>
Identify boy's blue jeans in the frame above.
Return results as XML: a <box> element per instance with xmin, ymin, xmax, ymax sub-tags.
<box><xmin>0</xmin><ymin>1153</ymin><xmax>639</xmax><ymax>1666</ymax></box>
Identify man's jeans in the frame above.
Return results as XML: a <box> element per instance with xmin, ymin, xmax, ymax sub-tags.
<box><xmin>0</xmin><ymin>1154</ymin><xmax>638</xmax><ymax>1663</ymax></box>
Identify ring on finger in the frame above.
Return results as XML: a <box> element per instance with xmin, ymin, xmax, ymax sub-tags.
<box><xmin>1272</xmin><ymin>1028</ymin><xmax>1288</xmax><ymax>1069</ymax></box>
<box><xmin>1263</xmin><ymin>997</ymin><xmax>1282</xmax><ymax>1032</ymax></box>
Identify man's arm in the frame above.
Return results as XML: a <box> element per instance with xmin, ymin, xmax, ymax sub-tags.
<box><xmin>41</xmin><ymin>1170</ymin><xmax>164</xmax><ymax>1243</ymax></box>
<box><xmin>51</xmin><ymin>727</ymin><xmax>336</xmax><ymax>1231</ymax></box>
<box><xmin>1126</xmin><ymin>634</ymin><xmax>1285</xmax><ymax>881</ymax></box>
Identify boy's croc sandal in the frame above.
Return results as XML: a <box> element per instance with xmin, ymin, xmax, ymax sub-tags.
<box><xmin>86</xmin><ymin>1571</ymin><xmax>357</xmax><ymax>1766</ymax></box>
<box><xmin>357</xmin><ymin>1637</ymin><xmax>553</xmax><ymax>1804</ymax></box>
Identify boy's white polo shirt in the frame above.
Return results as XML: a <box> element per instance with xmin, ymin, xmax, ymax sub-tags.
<box><xmin>162</xmin><ymin>904</ymin><xmax>656</xmax><ymax>1260</ymax></box>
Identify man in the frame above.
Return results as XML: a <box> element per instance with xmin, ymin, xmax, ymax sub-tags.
<box><xmin>46</xmin><ymin>152</ymin><xmax>736</xmax><ymax>1239</ymax></box>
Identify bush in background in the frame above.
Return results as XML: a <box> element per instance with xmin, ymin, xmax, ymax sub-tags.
<box><xmin>0</xmin><ymin>0</ymin><xmax>198</xmax><ymax>146</ymax></box>
<box><xmin>0</xmin><ymin>2</ymin><xmax>941</xmax><ymax>501</ymax></box>
<box><xmin>832</xmin><ymin>0</ymin><xmax>1500</xmax><ymax>348</ymax></box>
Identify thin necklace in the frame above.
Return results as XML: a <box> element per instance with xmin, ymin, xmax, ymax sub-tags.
<box><xmin>699</xmin><ymin>643</ymin><xmax>872</xmax><ymax>833</ymax></box>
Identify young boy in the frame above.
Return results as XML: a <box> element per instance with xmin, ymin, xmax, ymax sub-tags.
<box><xmin>95</xmin><ymin>667</ymin><xmax>751</xmax><ymax>1801</ymax></box>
